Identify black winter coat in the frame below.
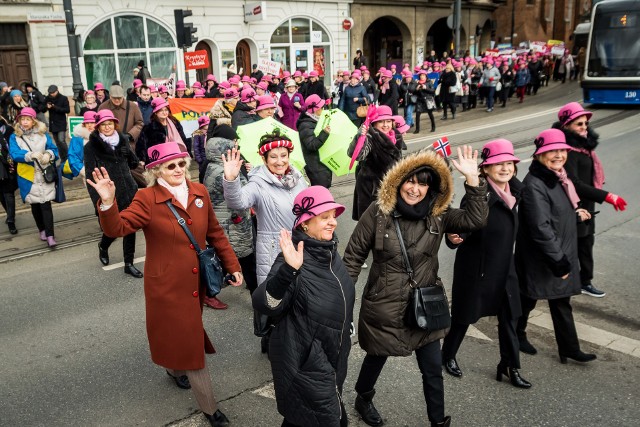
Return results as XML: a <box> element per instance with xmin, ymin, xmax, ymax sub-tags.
<box><xmin>399</xmin><ymin>80</ymin><xmax>417</xmax><ymax>106</ymax></box>
<box><xmin>439</xmin><ymin>71</ymin><xmax>457</xmax><ymax>104</ymax></box>
<box><xmin>415</xmin><ymin>80</ymin><xmax>435</xmax><ymax>113</ymax></box>
<box><xmin>253</xmin><ymin>230</ymin><xmax>355</xmax><ymax>427</ymax></box>
<box><xmin>231</xmin><ymin>102</ymin><xmax>259</xmax><ymax>130</ymax></box>
<box><xmin>377</xmin><ymin>79</ymin><xmax>399</xmax><ymax>115</ymax></box>
<box><xmin>138</xmin><ymin>118</ymin><xmax>187</xmax><ymax>163</ymax></box>
<box><xmin>84</xmin><ymin>131</ymin><xmax>139</xmax><ymax>215</ymax></box>
<box><xmin>553</xmin><ymin>123</ymin><xmax>608</xmax><ymax>237</ymax></box>
<box><xmin>305</xmin><ymin>80</ymin><xmax>328</xmax><ymax>99</ymax></box>
<box><xmin>296</xmin><ymin>114</ymin><xmax>332</xmax><ymax>188</ymax></box>
<box><xmin>0</xmin><ymin>122</ymin><xmax>18</xmax><ymax>193</ymax></box>
<box><xmin>448</xmin><ymin>179</ymin><xmax>523</xmax><ymax>324</ymax></box>
<box><xmin>27</xmin><ymin>88</ymin><xmax>47</xmax><ymax>114</ymax></box>
<box><xmin>515</xmin><ymin>160</ymin><xmax>581</xmax><ymax>300</ymax></box>
<box><xmin>361</xmin><ymin>77</ymin><xmax>376</xmax><ymax>100</ymax></box>
<box><xmin>45</xmin><ymin>93</ymin><xmax>70</xmax><ymax>132</ymax></box>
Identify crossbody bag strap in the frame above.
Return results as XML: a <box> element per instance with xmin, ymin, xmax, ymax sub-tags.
<box><xmin>393</xmin><ymin>216</ymin><xmax>416</xmax><ymax>286</ymax></box>
<box><xmin>123</xmin><ymin>100</ymin><xmax>131</xmax><ymax>132</ymax></box>
<box><xmin>20</xmin><ymin>136</ymin><xmax>46</xmax><ymax>173</ymax></box>
<box><xmin>165</xmin><ymin>201</ymin><xmax>203</xmax><ymax>254</ymax></box>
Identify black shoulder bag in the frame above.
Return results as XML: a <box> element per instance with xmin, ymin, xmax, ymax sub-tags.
<box><xmin>393</xmin><ymin>217</ymin><xmax>451</xmax><ymax>332</ymax></box>
<box><xmin>21</xmin><ymin>137</ymin><xmax>56</xmax><ymax>183</ymax></box>
<box><xmin>165</xmin><ymin>201</ymin><xmax>224</xmax><ymax>297</ymax></box>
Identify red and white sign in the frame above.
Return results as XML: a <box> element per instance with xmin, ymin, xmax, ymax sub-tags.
<box><xmin>258</xmin><ymin>58</ymin><xmax>281</xmax><ymax>76</ymax></box>
<box><xmin>342</xmin><ymin>18</ymin><xmax>353</xmax><ymax>31</ymax></box>
<box><xmin>147</xmin><ymin>74</ymin><xmax>176</xmax><ymax>96</ymax></box>
<box><xmin>244</xmin><ymin>1</ymin><xmax>267</xmax><ymax>22</ymax></box>
<box><xmin>184</xmin><ymin>50</ymin><xmax>210</xmax><ymax>70</ymax></box>
<box><xmin>530</xmin><ymin>41</ymin><xmax>548</xmax><ymax>54</ymax></box>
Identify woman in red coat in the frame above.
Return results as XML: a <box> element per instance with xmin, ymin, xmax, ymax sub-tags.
<box><xmin>87</xmin><ymin>142</ymin><xmax>242</xmax><ymax>427</ymax></box>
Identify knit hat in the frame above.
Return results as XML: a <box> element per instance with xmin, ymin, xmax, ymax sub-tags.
<box><xmin>533</xmin><ymin>129</ymin><xmax>574</xmax><ymax>156</ymax></box>
<box><xmin>558</xmin><ymin>102</ymin><xmax>592</xmax><ymax>126</ymax></box>
<box><xmin>10</xmin><ymin>89</ymin><xmax>23</xmax><ymax>98</ymax></box>
<box><xmin>211</xmin><ymin>124</ymin><xmax>238</xmax><ymax>140</ymax></box>
<box><xmin>145</xmin><ymin>141</ymin><xmax>189</xmax><ymax>169</ymax></box>
<box><xmin>480</xmin><ymin>139</ymin><xmax>520</xmax><ymax>166</ymax></box>
<box><xmin>151</xmin><ymin>97</ymin><xmax>170</xmax><ymax>114</ymax></box>
<box><xmin>292</xmin><ymin>186</ymin><xmax>345</xmax><ymax>227</ymax></box>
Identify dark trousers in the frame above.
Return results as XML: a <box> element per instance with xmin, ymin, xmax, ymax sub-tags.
<box><xmin>415</xmin><ymin>111</ymin><xmax>435</xmax><ymax>132</ymax></box>
<box><xmin>486</xmin><ymin>87</ymin><xmax>496</xmax><ymax>109</ymax></box>
<box><xmin>441</xmin><ymin>101</ymin><xmax>456</xmax><ymax>117</ymax></box>
<box><xmin>442</xmin><ymin>300</ymin><xmax>520</xmax><ymax>368</ymax></box>
<box><xmin>355</xmin><ymin>340</ymin><xmax>444</xmax><ymax>423</ymax></box>
<box><xmin>239</xmin><ymin>252</ymin><xmax>257</xmax><ymax>294</ymax></box>
<box><xmin>517</xmin><ymin>295</ymin><xmax>580</xmax><ymax>355</ymax></box>
<box><xmin>100</xmin><ymin>232</ymin><xmax>136</xmax><ymax>264</ymax></box>
<box><xmin>1</xmin><ymin>191</ymin><xmax>16</xmax><ymax>224</ymax></box>
<box><xmin>31</xmin><ymin>202</ymin><xmax>54</xmax><ymax>236</ymax></box>
<box><xmin>281</xmin><ymin>401</ymin><xmax>348</xmax><ymax>426</ymax></box>
<box><xmin>577</xmin><ymin>234</ymin><xmax>595</xmax><ymax>286</ymax></box>
<box><xmin>51</xmin><ymin>131</ymin><xmax>68</xmax><ymax>161</ymax></box>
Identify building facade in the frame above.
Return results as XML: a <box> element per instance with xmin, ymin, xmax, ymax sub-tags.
<box><xmin>0</xmin><ymin>0</ymin><xmax>352</xmax><ymax>95</ymax></box>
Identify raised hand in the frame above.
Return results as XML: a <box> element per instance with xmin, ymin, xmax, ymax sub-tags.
<box><xmin>451</xmin><ymin>145</ymin><xmax>480</xmax><ymax>186</ymax></box>
<box><xmin>86</xmin><ymin>167</ymin><xmax>116</xmax><ymax>205</ymax></box>
<box><xmin>221</xmin><ymin>147</ymin><xmax>244</xmax><ymax>181</ymax></box>
<box><xmin>279</xmin><ymin>229</ymin><xmax>303</xmax><ymax>270</ymax></box>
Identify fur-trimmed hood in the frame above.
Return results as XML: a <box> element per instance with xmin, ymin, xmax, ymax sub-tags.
<box><xmin>376</xmin><ymin>150</ymin><xmax>453</xmax><ymax>217</ymax></box>
<box><xmin>14</xmin><ymin>121</ymin><xmax>48</xmax><ymax>137</ymax></box>
<box><xmin>73</xmin><ymin>124</ymin><xmax>92</xmax><ymax>140</ymax></box>
<box><xmin>551</xmin><ymin>121</ymin><xmax>599</xmax><ymax>150</ymax></box>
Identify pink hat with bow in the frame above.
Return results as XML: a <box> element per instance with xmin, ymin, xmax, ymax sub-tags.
<box><xmin>145</xmin><ymin>142</ymin><xmax>189</xmax><ymax>169</ymax></box>
<box><xmin>480</xmin><ymin>139</ymin><xmax>520</xmax><ymax>166</ymax></box>
<box><xmin>151</xmin><ymin>97</ymin><xmax>169</xmax><ymax>114</ymax></box>
<box><xmin>292</xmin><ymin>186</ymin><xmax>345</xmax><ymax>227</ymax></box>
<box><xmin>533</xmin><ymin>129</ymin><xmax>574</xmax><ymax>156</ymax></box>
<box><xmin>557</xmin><ymin>102</ymin><xmax>592</xmax><ymax>126</ymax></box>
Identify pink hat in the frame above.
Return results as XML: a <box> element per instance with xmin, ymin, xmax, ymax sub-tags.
<box><xmin>193</xmin><ymin>88</ymin><xmax>205</xmax><ymax>98</ymax></box>
<box><xmin>149</xmin><ymin>85</ymin><xmax>158</xmax><ymax>93</ymax></box>
<box><xmin>379</xmin><ymin>67</ymin><xmax>387</xmax><ymax>72</ymax></box>
<box><xmin>158</xmin><ymin>85</ymin><xmax>168</xmax><ymax>94</ymax></box>
<box><xmin>229</xmin><ymin>76</ymin><xmax>240</xmax><ymax>84</ymax></box>
<box><xmin>224</xmin><ymin>88</ymin><xmax>239</xmax><ymax>99</ymax></box>
<box><xmin>433</xmin><ymin>63</ymin><xmax>441</xmax><ymax>68</ymax></box>
<box><xmin>308</xmin><ymin>70</ymin><xmax>319</xmax><ymax>78</ymax></box>
<box><xmin>480</xmin><ymin>139</ymin><xmax>520</xmax><ymax>166</ymax></box>
<box><xmin>371</xmin><ymin>105</ymin><xmax>394</xmax><ymax>123</ymax></box>
<box><xmin>360</xmin><ymin>66</ymin><xmax>368</xmax><ymax>71</ymax></box>
<box><xmin>240</xmin><ymin>88</ymin><xmax>257</xmax><ymax>103</ymax></box>
<box><xmin>440</xmin><ymin>61</ymin><xmax>446</xmax><ymax>66</ymax></box>
<box><xmin>350</xmin><ymin>71</ymin><xmax>361</xmax><ymax>79</ymax></box>
<box><xmin>558</xmin><ymin>102</ymin><xmax>592</xmax><ymax>126</ymax></box>
<box><xmin>404</xmin><ymin>63</ymin><xmax>410</xmax><ymax>68</ymax></box>
<box><xmin>176</xmin><ymin>81</ymin><xmax>186</xmax><ymax>91</ymax></box>
<box><xmin>341</xmin><ymin>71</ymin><xmax>350</xmax><ymax>77</ymax></box>
<box><xmin>393</xmin><ymin>115</ymin><xmax>409</xmax><ymax>134</ymax></box>
<box><xmin>262</xmin><ymin>75</ymin><xmax>273</xmax><ymax>82</ymax></box>
<box><xmin>84</xmin><ymin>90</ymin><xmax>95</xmax><ymax>98</ymax></box>
<box><xmin>302</xmin><ymin>72</ymin><xmax>309</xmax><ymax>79</ymax></box>
<box><xmin>256</xmin><ymin>81</ymin><xmax>268</xmax><ymax>91</ymax></box>
<box><xmin>151</xmin><ymin>97</ymin><xmax>170</xmax><ymax>114</ymax></box>
<box><xmin>390</xmin><ymin>64</ymin><xmax>397</xmax><ymax>69</ymax></box>
<box><xmin>382</xmin><ymin>70</ymin><xmax>393</xmax><ymax>79</ymax></box>
<box><xmin>533</xmin><ymin>129</ymin><xmax>574</xmax><ymax>156</ymax></box>
<box><xmin>401</xmin><ymin>70</ymin><xmax>412</xmax><ymax>78</ymax></box>
<box><xmin>418</xmin><ymin>70</ymin><xmax>428</xmax><ymax>76</ymax></box>
<box><xmin>95</xmin><ymin>109</ymin><xmax>119</xmax><ymax>126</ymax></box>
<box><xmin>362</xmin><ymin>68</ymin><xmax>370</xmax><ymax>75</ymax></box>
<box><xmin>283</xmin><ymin>71</ymin><xmax>291</xmax><ymax>78</ymax></box>
<box><xmin>242</xmin><ymin>82</ymin><xmax>252</xmax><ymax>90</ymax></box>
<box><xmin>304</xmin><ymin>94</ymin><xmax>325</xmax><ymax>113</ymax></box>
<box><xmin>206</xmin><ymin>74</ymin><xmax>217</xmax><ymax>82</ymax></box>
<box><xmin>192</xmin><ymin>81</ymin><xmax>202</xmax><ymax>89</ymax></box>
<box><xmin>250</xmin><ymin>77</ymin><xmax>257</xmax><ymax>85</ymax></box>
<box><xmin>241</xmin><ymin>76</ymin><xmax>251</xmax><ymax>83</ymax></box>
<box><xmin>414</xmin><ymin>66</ymin><xmax>422</xmax><ymax>72</ymax></box>
<box><xmin>16</xmin><ymin>107</ymin><xmax>37</xmax><ymax>120</ymax></box>
<box><xmin>94</xmin><ymin>82</ymin><xmax>105</xmax><ymax>91</ymax></box>
<box><xmin>145</xmin><ymin>142</ymin><xmax>189</xmax><ymax>169</ymax></box>
<box><xmin>133</xmin><ymin>79</ymin><xmax>142</xmax><ymax>88</ymax></box>
<box><xmin>82</xmin><ymin>111</ymin><xmax>97</xmax><ymax>124</ymax></box>
<box><xmin>292</xmin><ymin>186</ymin><xmax>345</xmax><ymax>227</ymax></box>
<box><xmin>255</xmin><ymin>95</ymin><xmax>276</xmax><ymax>111</ymax></box>
<box><xmin>293</xmin><ymin>71</ymin><xmax>302</xmax><ymax>78</ymax></box>
<box><xmin>218</xmin><ymin>81</ymin><xmax>231</xmax><ymax>89</ymax></box>
<box><xmin>197</xmin><ymin>115</ymin><xmax>210</xmax><ymax>128</ymax></box>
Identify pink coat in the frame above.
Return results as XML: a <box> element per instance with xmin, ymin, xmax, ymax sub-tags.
<box><xmin>278</xmin><ymin>91</ymin><xmax>304</xmax><ymax>130</ymax></box>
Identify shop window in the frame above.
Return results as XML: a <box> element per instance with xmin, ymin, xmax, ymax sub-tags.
<box><xmin>291</xmin><ymin>18</ymin><xmax>310</xmax><ymax>43</ymax></box>
<box><xmin>271</xmin><ymin>21</ymin><xmax>290</xmax><ymax>44</ymax></box>
<box><xmin>83</xmin><ymin>14</ymin><xmax>177</xmax><ymax>90</ymax></box>
<box><xmin>270</xmin><ymin>18</ymin><xmax>331</xmax><ymax>78</ymax></box>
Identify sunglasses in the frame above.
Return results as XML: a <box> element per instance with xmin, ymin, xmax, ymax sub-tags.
<box><xmin>165</xmin><ymin>160</ymin><xmax>187</xmax><ymax>170</ymax></box>
<box><xmin>574</xmin><ymin>121</ymin><xmax>589</xmax><ymax>126</ymax></box>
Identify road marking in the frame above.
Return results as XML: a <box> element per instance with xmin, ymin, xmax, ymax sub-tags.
<box><xmin>102</xmin><ymin>256</ymin><xmax>146</xmax><ymax>271</ymax></box>
<box><xmin>253</xmin><ymin>382</ymin><xmax>276</xmax><ymax>399</ymax></box>
<box><xmin>467</xmin><ymin>325</ymin><xmax>493</xmax><ymax>341</ymax></box>
<box><xmin>528</xmin><ymin>309</ymin><xmax>640</xmax><ymax>358</ymax></box>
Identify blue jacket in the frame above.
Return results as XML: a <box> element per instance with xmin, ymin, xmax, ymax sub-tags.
<box><xmin>515</xmin><ymin>68</ymin><xmax>531</xmax><ymax>87</ymax></box>
<box><xmin>339</xmin><ymin>83</ymin><xmax>368</xmax><ymax>121</ymax></box>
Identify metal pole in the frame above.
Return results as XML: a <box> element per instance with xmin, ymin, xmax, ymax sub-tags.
<box><xmin>511</xmin><ymin>0</ymin><xmax>516</xmax><ymax>45</ymax></box>
<box><xmin>63</xmin><ymin>0</ymin><xmax>84</xmax><ymax>99</ymax></box>
<box><xmin>183</xmin><ymin>47</ymin><xmax>190</xmax><ymax>86</ymax></box>
<box><xmin>454</xmin><ymin>0</ymin><xmax>462</xmax><ymax>56</ymax></box>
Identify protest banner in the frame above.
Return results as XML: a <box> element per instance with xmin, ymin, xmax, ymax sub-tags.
<box><xmin>168</xmin><ymin>97</ymin><xmax>219</xmax><ymax>137</ymax></box>
<box><xmin>257</xmin><ymin>58</ymin><xmax>280</xmax><ymax>76</ymax></box>
<box><xmin>147</xmin><ymin>73</ymin><xmax>176</xmax><ymax>96</ymax></box>
<box><xmin>530</xmin><ymin>41</ymin><xmax>547</xmax><ymax>54</ymax></box>
<box><xmin>184</xmin><ymin>50</ymin><xmax>210</xmax><ymax>70</ymax></box>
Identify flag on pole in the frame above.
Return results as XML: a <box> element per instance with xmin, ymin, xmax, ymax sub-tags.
<box><xmin>432</xmin><ymin>137</ymin><xmax>451</xmax><ymax>158</ymax></box>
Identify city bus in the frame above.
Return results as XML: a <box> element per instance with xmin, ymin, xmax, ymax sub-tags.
<box><xmin>581</xmin><ymin>0</ymin><xmax>640</xmax><ymax>105</ymax></box>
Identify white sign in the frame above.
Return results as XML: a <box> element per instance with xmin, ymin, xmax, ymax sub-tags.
<box><xmin>257</xmin><ymin>58</ymin><xmax>280</xmax><ymax>76</ymax></box>
<box><xmin>244</xmin><ymin>1</ymin><xmax>267</xmax><ymax>22</ymax></box>
<box><xmin>147</xmin><ymin>73</ymin><xmax>176</xmax><ymax>97</ymax></box>
<box><xmin>311</xmin><ymin>31</ymin><xmax>322</xmax><ymax>44</ymax></box>
<box><xmin>550</xmin><ymin>45</ymin><xmax>566</xmax><ymax>56</ymax></box>
<box><xmin>530</xmin><ymin>41</ymin><xmax>547</xmax><ymax>54</ymax></box>
<box><xmin>28</xmin><ymin>12</ymin><xmax>66</xmax><ymax>22</ymax></box>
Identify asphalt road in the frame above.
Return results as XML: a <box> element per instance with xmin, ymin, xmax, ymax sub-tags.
<box><xmin>1</xmin><ymin>80</ymin><xmax>639</xmax><ymax>427</ymax></box>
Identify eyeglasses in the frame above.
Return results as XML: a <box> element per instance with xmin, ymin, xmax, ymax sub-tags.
<box><xmin>165</xmin><ymin>160</ymin><xmax>187</xmax><ymax>170</ymax></box>
<box><xmin>574</xmin><ymin>121</ymin><xmax>589</xmax><ymax>127</ymax></box>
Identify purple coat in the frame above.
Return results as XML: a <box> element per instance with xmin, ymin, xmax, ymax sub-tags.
<box><xmin>278</xmin><ymin>91</ymin><xmax>304</xmax><ymax>130</ymax></box>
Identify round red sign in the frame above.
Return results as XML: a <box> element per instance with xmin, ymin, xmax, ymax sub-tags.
<box><xmin>342</xmin><ymin>18</ymin><xmax>353</xmax><ymax>31</ymax></box>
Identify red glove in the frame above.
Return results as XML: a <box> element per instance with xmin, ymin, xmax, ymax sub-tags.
<box><xmin>489</xmin><ymin>77</ymin><xmax>494</xmax><ymax>82</ymax></box>
<box><xmin>605</xmin><ymin>193</ymin><xmax>627</xmax><ymax>211</ymax></box>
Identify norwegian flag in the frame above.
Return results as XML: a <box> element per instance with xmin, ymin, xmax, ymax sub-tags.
<box><xmin>432</xmin><ymin>137</ymin><xmax>451</xmax><ymax>158</ymax></box>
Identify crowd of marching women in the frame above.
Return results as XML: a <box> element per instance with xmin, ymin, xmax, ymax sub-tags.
<box><xmin>0</xmin><ymin>47</ymin><xmax>627</xmax><ymax>427</ymax></box>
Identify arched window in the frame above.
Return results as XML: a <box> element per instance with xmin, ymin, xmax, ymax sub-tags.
<box><xmin>83</xmin><ymin>15</ymin><xmax>177</xmax><ymax>90</ymax></box>
<box><xmin>270</xmin><ymin>18</ymin><xmax>331</xmax><ymax>79</ymax></box>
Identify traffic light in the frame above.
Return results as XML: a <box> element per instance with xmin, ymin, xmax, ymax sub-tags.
<box><xmin>174</xmin><ymin>9</ymin><xmax>198</xmax><ymax>48</ymax></box>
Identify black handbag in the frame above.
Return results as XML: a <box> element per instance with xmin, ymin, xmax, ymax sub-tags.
<box><xmin>21</xmin><ymin>137</ymin><xmax>56</xmax><ymax>183</ymax></box>
<box><xmin>166</xmin><ymin>201</ymin><xmax>224</xmax><ymax>297</ymax></box>
<box><xmin>393</xmin><ymin>217</ymin><xmax>451</xmax><ymax>331</ymax></box>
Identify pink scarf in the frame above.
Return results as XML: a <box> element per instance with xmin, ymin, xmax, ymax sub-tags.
<box><xmin>554</xmin><ymin>168</ymin><xmax>581</xmax><ymax>209</ymax></box>
<box><xmin>487</xmin><ymin>177</ymin><xmax>516</xmax><ymax>209</ymax></box>
<box><xmin>380</xmin><ymin>80</ymin><xmax>390</xmax><ymax>94</ymax></box>
<box><xmin>165</xmin><ymin>119</ymin><xmax>187</xmax><ymax>152</ymax></box>
<box><xmin>386</xmin><ymin>130</ymin><xmax>396</xmax><ymax>146</ymax></box>
<box><xmin>572</xmin><ymin>147</ymin><xmax>605</xmax><ymax>189</ymax></box>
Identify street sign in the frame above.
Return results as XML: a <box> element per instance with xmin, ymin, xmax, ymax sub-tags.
<box><xmin>244</xmin><ymin>1</ymin><xmax>267</xmax><ymax>22</ymax></box>
<box><xmin>342</xmin><ymin>18</ymin><xmax>353</xmax><ymax>31</ymax></box>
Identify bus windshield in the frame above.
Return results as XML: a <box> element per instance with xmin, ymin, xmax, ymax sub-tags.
<box><xmin>588</xmin><ymin>11</ymin><xmax>640</xmax><ymax>77</ymax></box>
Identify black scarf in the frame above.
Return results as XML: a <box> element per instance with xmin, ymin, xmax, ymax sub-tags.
<box><xmin>395</xmin><ymin>192</ymin><xmax>434</xmax><ymax>220</ymax></box>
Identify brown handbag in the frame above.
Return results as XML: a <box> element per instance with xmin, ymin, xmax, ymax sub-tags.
<box><xmin>356</xmin><ymin>98</ymin><xmax>369</xmax><ymax>118</ymax></box>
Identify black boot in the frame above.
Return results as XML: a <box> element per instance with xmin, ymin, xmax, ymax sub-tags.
<box><xmin>496</xmin><ymin>365</ymin><xmax>532</xmax><ymax>388</ymax></box>
<box><xmin>559</xmin><ymin>350</ymin><xmax>597</xmax><ymax>364</ymax></box>
<box><xmin>518</xmin><ymin>336</ymin><xmax>537</xmax><ymax>355</ymax></box>
<box><xmin>124</xmin><ymin>263</ymin><xmax>143</xmax><ymax>278</ymax></box>
<box><xmin>204</xmin><ymin>409</ymin><xmax>230</xmax><ymax>427</ymax></box>
<box><xmin>431</xmin><ymin>125</ymin><xmax>436</xmax><ymax>132</ymax></box>
<box><xmin>451</xmin><ymin>111</ymin><xmax>456</xmax><ymax>119</ymax></box>
<box><xmin>355</xmin><ymin>389</ymin><xmax>384</xmax><ymax>426</ymax></box>
<box><xmin>8</xmin><ymin>222</ymin><xmax>17</xmax><ymax>235</ymax></box>
<box><xmin>98</xmin><ymin>243</ymin><xmax>109</xmax><ymax>265</ymax></box>
<box><xmin>431</xmin><ymin>415</ymin><xmax>451</xmax><ymax>427</ymax></box>
<box><xmin>443</xmin><ymin>358</ymin><xmax>462</xmax><ymax>377</ymax></box>
<box><xmin>261</xmin><ymin>335</ymin><xmax>270</xmax><ymax>354</ymax></box>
